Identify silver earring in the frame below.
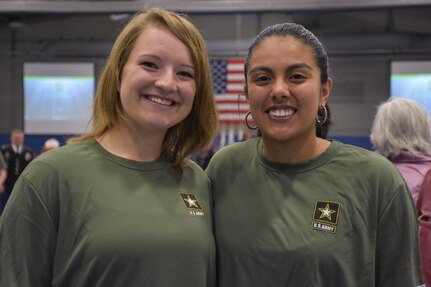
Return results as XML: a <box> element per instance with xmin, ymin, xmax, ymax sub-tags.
<box><xmin>245</xmin><ymin>111</ymin><xmax>258</xmax><ymax>130</ymax></box>
<box><xmin>316</xmin><ymin>105</ymin><xmax>328</xmax><ymax>125</ymax></box>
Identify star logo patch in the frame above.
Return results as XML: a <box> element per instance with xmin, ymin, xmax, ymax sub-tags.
<box><xmin>179</xmin><ymin>192</ymin><xmax>205</xmax><ymax>217</ymax></box>
<box><xmin>311</xmin><ymin>200</ymin><xmax>340</xmax><ymax>233</ymax></box>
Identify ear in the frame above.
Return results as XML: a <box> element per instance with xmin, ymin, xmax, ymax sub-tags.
<box><xmin>320</xmin><ymin>78</ymin><xmax>332</xmax><ymax>106</ymax></box>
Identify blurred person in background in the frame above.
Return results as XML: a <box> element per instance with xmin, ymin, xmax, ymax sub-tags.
<box><xmin>371</xmin><ymin>97</ymin><xmax>431</xmax><ymax>205</ymax></box>
<box><xmin>193</xmin><ymin>141</ymin><xmax>215</xmax><ymax>170</ymax></box>
<box><xmin>371</xmin><ymin>97</ymin><xmax>431</xmax><ymax>286</ymax></box>
<box><xmin>0</xmin><ymin>129</ymin><xmax>35</xmax><ymax>214</ymax></box>
<box><xmin>41</xmin><ymin>138</ymin><xmax>61</xmax><ymax>154</ymax></box>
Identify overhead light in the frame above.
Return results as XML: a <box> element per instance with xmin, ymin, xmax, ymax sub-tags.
<box><xmin>109</xmin><ymin>14</ymin><xmax>131</xmax><ymax>22</ymax></box>
<box><xmin>9</xmin><ymin>21</ymin><xmax>25</xmax><ymax>28</ymax></box>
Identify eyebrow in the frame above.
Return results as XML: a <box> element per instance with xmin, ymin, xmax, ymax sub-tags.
<box><xmin>181</xmin><ymin>63</ymin><xmax>195</xmax><ymax>71</ymax></box>
<box><xmin>287</xmin><ymin>63</ymin><xmax>313</xmax><ymax>72</ymax></box>
<box><xmin>138</xmin><ymin>54</ymin><xmax>195</xmax><ymax>70</ymax></box>
<box><xmin>248</xmin><ymin>63</ymin><xmax>313</xmax><ymax>76</ymax></box>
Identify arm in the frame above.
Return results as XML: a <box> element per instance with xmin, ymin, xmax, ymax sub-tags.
<box><xmin>375</xmin><ymin>183</ymin><xmax>424</xmax><ymax>287</ymax></box>
<box><xmin>0</xmin><ymin>175</ymin><xmax>56</xmax><ymax>287</ymax></box>
<box><xmin>0</xmin><ymin>168</ymin><xmax>6</xmax><ymax>193</ymax></box>
<box><xmin>0</xmin><ymin>153</ymin><xmax>6</xmax><ymax>193</ymax></box>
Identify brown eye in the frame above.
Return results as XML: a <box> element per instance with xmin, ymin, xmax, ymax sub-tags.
<box><xmin>290</xmin><ymin>74</ymin><xmax>307</xmax><ymax>82</ymax></box>
<box><xmin>255</xmin><ymin>75</ymin><xmax>271</xmax><ymax>85</ymax></box>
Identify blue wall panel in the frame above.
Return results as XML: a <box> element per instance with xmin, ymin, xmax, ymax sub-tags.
<box><xmin>1</xmin><ymin>134</ymin><xmax>373</xmax><ymax>155</ymax></box>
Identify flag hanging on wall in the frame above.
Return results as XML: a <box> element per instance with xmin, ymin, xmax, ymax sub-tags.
<box><xmin>210</xmin><ymin>58</ymin><xmax>249</xmax><ymax>125</ymax></box>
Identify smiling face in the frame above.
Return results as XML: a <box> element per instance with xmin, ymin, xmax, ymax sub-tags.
<box><xmin>119</xmin><ymin>26</ymin><xmax>196</xmax><ymax>136</ymax></box>
<box><xmin>245</xmin><ymin>35</ymin><xmax>331</xmax><ymax>145</ymax></box>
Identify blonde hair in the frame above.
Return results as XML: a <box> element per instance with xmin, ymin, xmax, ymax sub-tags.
<box><xmin>371</xmin><ymin>97</ymin><xmax>431</xmax><ymax>158</ymax></box>
<box><xmin>72</xmin><ymin>7</ymin><xmax>217</xmax><ymax>170</ymax></box>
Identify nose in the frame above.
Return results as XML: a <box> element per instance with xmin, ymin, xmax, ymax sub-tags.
<box><xmin>271</xmin><ymin>78</ymin><xmax>290</xmax><ymax>100</ymax></box>
<box><xmin>155</xmin><ymin>69</ymin><xmax>177</xmax><ymax>92</ymax></box>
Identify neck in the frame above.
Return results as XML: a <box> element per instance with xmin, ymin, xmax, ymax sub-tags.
<box><xmin>262</xmin><ymin>134</ymin><xmax>330</xmax><ymax>164</ymax></box>
<box><xmin>97</xmin><ymin>123</ymin><xmax>165</xmax><ymax>162</ymax></box>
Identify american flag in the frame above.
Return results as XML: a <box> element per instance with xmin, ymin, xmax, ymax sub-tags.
<box><xmin>210</xmin><ymin>58</ymin><xmax>249</xmax><ymax>125</ymax></box>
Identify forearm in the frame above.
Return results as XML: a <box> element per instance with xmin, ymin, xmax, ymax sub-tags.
<box><xmin>0</xmin><ymin>169</ymin><xmax>6</xmax><ymax>193</ymax></box>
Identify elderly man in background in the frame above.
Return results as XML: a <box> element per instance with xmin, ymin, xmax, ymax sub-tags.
<box><xmin>0</xmin><ymin>129</ymin><xmax>35</xmax><ymax>214</ymax></box>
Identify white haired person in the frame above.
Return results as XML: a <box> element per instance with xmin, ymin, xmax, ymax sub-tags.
<box><xmin>371</xmin><ymin>97</ymin><xmax>431</xmax><ymax>205</ymax></box>
<box><xmin>41</xmin><ymin>138</ymin><xmax>60</xmax><ymax>154</ymax></box>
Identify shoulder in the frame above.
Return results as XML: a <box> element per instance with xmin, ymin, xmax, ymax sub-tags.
<box><xmin>0</xmin><ymin>145</ymin><xmax>13</xmax><ymax>159</ymax></box>
<box><xmin>0</xmin><ymin>144</ymin><xmax>12</xmax><ymax>151</ymax></box>
<box><xmin>206</xmin><ymin>139</ymin><xmax>258</xmax><ymax>178</ymax></box>
<box><xmin>333</xmin><ymin>141</ymin><xmax>406</xmax><ymax>185</ymax></box>
<box><xmin>326</xmin><ymin>142</ymin><xmax>413</xmax><ymax>216</ymax></box>
<box><xmin>36</xmin><ymin>140</ymin><xmax>87</xmax><ymax>159</ymax></box>
<box><xmin>211</xmin><ymin>139</ymin><xmax>257</xmax><ymax>164</ymax></box>
<box><xmin>335</xmin><ymin>141</ymin><xmax>394</xmax><ymax>166</ymax></box>
<box><xmin>23</xmin><ymin>141</ymin><xmax>94</xmax><ymax>175</ymax></box>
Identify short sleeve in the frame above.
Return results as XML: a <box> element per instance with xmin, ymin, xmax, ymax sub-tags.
<box><xmin>0</xmin><ymin>175</ymin><xmax>57</xmax><ymax>287</ymax></box>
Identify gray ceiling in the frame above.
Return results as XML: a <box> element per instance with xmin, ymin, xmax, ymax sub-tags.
<box><xmin>0</xmin><ymin>0</ymin><xmax>431</xmax><ymax>58</ymax></box>
<box><xmin>1</xmin><ymin>0</ymin><xmax>431</xmax><ymax>13</ymax></box>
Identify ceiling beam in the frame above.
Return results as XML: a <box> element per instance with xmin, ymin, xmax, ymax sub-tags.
<box><xmin>0</xmin><ymin>0</ymin><xmax>431</xmax><ymax>14</ymax></box>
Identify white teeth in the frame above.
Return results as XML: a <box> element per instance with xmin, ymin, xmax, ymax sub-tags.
<box><xmin>149</xmin><ymin>96</ymin><xmax>172</xmax><ymax>106</ymax></box>
<box><xmin>269</xmin><ymin>109</ymin><xmax>293</xmax><ymax>117</ymax></box>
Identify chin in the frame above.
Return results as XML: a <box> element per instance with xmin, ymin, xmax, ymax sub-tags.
<box><xmin>262</xmin><ymin>129</ymin><xmax>294</xmax><ymax>141</ymax></box>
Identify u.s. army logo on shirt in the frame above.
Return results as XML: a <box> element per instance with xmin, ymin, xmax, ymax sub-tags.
<box><xmin>179</xmin><ymin>192</ymin><xmax>205</xmax><ymax>217</ymax></box>
<box><xmin>311</xmin><ymin>200</ymin><xmax>340</xmax><ymax>233</ymax></box>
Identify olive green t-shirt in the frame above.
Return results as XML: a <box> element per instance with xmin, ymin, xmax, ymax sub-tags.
<box><xmin>0</xmin><ymin>140</ymin><xmax>215</xmax><ymax>287</ymax></box>
<box><xmin>206</xmin><ymin>138</ymin><xmax>423</xmax><ymax>287</ymax></box>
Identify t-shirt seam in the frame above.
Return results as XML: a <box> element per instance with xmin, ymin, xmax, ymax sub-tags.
<box><xmin>20</xmin><ymin>174</ymin><xmax>56</xmax><ymax>228</ymax></box>
<box><xmin>377</xmin><ymin>181</ymin><xmax>408</xmax><ymax>224</ymax></box>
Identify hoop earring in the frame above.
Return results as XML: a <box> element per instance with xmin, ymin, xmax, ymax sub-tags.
<box><xmin>245</xmin><ymin>111</ymin><xmax>258</xmax><ymax>130</ymax></box>
<box><xmin>316</xmin><ymin>105</ymin><xmax>328</xmax><ymax>125</ymax></box>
